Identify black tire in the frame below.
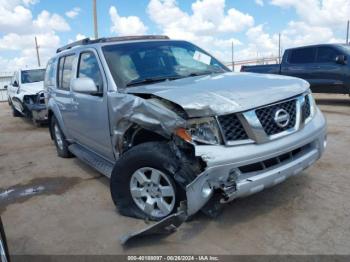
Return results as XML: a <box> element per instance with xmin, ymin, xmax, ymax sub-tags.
<box><xmin>51</xmin><ymin>116</ymin><xmax>73</xmax><ymax>158</ymax></box>
<box><xmin>0</xmin><ymin>217</ymin><xmax>10</xmax><ymax>262</ymax></box>
<box><xmin>110</xmin><ymin>142</ymin><xmax>186</xmax><ymax>221</ymax></box>
<box><xmin>11</xmin><ymin>106</ymin><xmax>21</xmax><ymax>117</ymax></box>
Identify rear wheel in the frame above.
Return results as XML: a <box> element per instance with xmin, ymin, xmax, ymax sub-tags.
<box><xmin>110</xmin><ymin>142</ymin><xmax>186</xmax><ymax>220</ymax></box>
<box><xmin>51</xmin><ymin>116</ymin><xmax>72</xmax><ymax>158</ymax></box>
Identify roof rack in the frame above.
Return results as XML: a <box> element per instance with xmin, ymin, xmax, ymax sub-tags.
<box><xmin>56</xmin><ymin>35</ymin><xmax>170</xmax><ymax>53</ymax></box>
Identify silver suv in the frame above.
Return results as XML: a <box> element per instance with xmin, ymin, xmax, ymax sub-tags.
<box><xmin>45</xmin><ymin>35</ymin><xmax>327</xmax><ymax>221</ymax></box>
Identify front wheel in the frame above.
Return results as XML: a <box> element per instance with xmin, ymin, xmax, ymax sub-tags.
<box><xmin>51</xmin><ymin>116</ymin><xmax>72</xmax><ymax>158</ymax></box>
<box><xmin>0</xmin><ymin>217</ymin><xmax>10</xmax><ymax>262</ymax></box>
<box><xmin>110</xmin><ymin>142</ymin><xmax>185</xmax><ymax>220</ymax></box>
<box><xmin>11</xmin><ymin>105</ymin><xmax>22</xmax><ymax>117</ymax></box>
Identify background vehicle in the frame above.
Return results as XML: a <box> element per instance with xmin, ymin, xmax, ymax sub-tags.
<box><xmin>46</xmin><ymin>36</ymin><xmax>326</xmax><ymax>222</ymax></box>
<box><xmin>6</xmin><ymin>68</ymin><xmax>47</xmax><ymax>125</ymax></box>
<box><xmin>0</xmin><ymin>217</ymin><xmax>10</xmax><ymax>262</ymax></box>
<box><xmin>241</xmin><ymin>44</ymin><xmax>350</xmax><ymax>95</ymax></box>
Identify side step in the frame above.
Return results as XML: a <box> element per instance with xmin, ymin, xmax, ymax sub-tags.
<box><xmin>68</xmin><ymin>144</ymin><xmax>114</xmax><ymax>178</ymax></box>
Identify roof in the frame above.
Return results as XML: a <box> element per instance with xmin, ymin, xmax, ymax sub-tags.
<box><xmin>287</xmin><ymin>43</ymin><xmax>349</xmax><ymax>50</ymax></box>
<box><xmin>56</xmin><ymin>35</ymin><xmax>170</xmax><ymax>53</ymax></box>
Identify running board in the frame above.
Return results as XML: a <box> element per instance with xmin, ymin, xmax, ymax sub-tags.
<box><xmin>68</xmin><ymin>144</ymin><xmax>114</xmax><ymax>178</ymax></box>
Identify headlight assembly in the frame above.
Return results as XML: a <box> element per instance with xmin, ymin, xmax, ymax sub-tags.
<box><xmin>175</xmin><ymin>117</ymin><xmax>222</xmax><ymax>145</ymax></box>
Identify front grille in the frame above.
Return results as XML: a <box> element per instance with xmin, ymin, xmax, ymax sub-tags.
<box><xmin>255</xmin><ymin>99</ymin><xmax>297</xmax><ymax>136</ymax></box>
<box><xmin>218</xmin><ymin>114</ymin><xmax>249</xmax><ymax>141</ymax></box>
<box><xmin>239</xmin><ymin>144</ymin><xmax>310</xmax><ymax>174</ymax></box>
<box><xmin>302</xmin><ymin>95</ymin><xmax>311</xmax><ymax>121</ymax></box>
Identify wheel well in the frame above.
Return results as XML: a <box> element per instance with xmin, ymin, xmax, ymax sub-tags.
<box><xmin>122</xmin><ymin>126</ymin><xmax>168</xmax><ymax>153</ymax></box>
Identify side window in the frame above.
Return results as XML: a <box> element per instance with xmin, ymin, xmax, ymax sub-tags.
<box><xmin>45</xmin><ymin>59</ymin><xmax>56</xmax><ymax>87</ymax></box>
<box><xmin>57</xmin><ymin>55</ymin><xmax>75</xmax><ymax>90</ymax></box>
<box><xmin>316</xmin><ymin>47</ymin><xmax>340</xmax><ymax>63</ymax></box>
<box><xmin>289</xmin><ymin>48</ymin><xmax>316</xmax><ymax>64</ymax></box>
<box><xmin>77</xmin><ymin>52</ymin><xmax>103</xmax><ymax>91</ymax></box>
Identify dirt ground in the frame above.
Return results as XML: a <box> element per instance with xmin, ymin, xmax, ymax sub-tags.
<box><xmin>0</xmin><ymin>93</ymin><xmax>349</xmax><ymax>255</ymax></box>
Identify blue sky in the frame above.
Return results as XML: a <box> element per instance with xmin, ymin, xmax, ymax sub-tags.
<box><xmin>0</xmin><ymin>0</ymin><xmax>349</xmax><ymax>71</ymax></box>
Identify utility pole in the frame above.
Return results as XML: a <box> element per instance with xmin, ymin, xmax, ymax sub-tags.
<box><xmin>34</xmin><ymin>36</ymin><xmax>41</xmax><ymax>67</ymax></box>
<box><xmin>278</xmin><ymin>33</ymin><xmax>281</xmax><ymax>64</ymax></box>
<box><xmin>346</xmin><ymin>20</ymin><xmax>349</xmax><ymax>44</ymax></box>
<box><xmin>231</xmin><ymin>41</ymin><xmax>234</xmax><ymax>72</ymax></box>
<box><xmin>93</xmin><ymin>0</ymin><xmax>98</xmax><ymax>39</ymax></box>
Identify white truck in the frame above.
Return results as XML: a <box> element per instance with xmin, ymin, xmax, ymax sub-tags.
<box><xmin>6</xmin><ymin>68</ymin><xmax>47</xmax><ymax>125</ymax></box>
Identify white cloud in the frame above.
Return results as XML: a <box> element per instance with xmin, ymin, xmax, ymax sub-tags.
<box><xmin>255</xmin><ymin>0</ymin><xmax>264</xmax><ymax>6</ymax></box>
<box><xmin>146</xmin><ymin>0</ymin><xmax>250</xmax><ymax>61</ymax></box>
<box><xmin>109</xmin><ymin>6</ymin><xmax>148</xmax><ymax>36</ymax></box>
<box><xmin>65</xmin><ymin>7</ymin><xmax>81</xmax><ymax>19</ymax></box>
<box><xmin>270</xmin><ymin>0</ymin><xmax>350</xmax><ymax>28</ymax></box>
<box><xmin>34</xmin><ymin>10</ymin><xmax>70</xmax><ymax>32</ymax></box>
<box><xmin>0</xmin><ymin>0</ymin><xmax>70</xmax><ymax>71</ymax></box>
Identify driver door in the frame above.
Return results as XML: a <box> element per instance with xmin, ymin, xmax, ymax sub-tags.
<box><xmin>67</xmin><ymin>49</ymin><xmax>114</xmax><ymax>161</ymax></box>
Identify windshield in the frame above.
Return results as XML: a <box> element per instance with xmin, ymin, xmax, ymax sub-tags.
<box><xmin>102</xmin><ymin>40</ymin><xmax>229</xmax><ymax>88</ymax></box>
<box><xmin>21</xmin><ymin>69</ymin><xmax>45</xmax><ymax>84</ymax></box>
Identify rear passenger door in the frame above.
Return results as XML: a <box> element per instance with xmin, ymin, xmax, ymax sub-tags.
<box><xmin>68</xmin><ymin>49</ymin><xmax>114</xmax><ymax>160</ymax></box>
<box><xmin>55</xmin><ymin>53</ymin><xmax>76</xmax><ymax>139</ymax></box>
<box><xmin>281</xmin><ymin>47</ymin><xmax>318</xmax><ymax>87</ymax></box>
<box><xmin>313</xmin><ymin>46</ymin><xmax>346</xmax><ymax>93</ymax></box>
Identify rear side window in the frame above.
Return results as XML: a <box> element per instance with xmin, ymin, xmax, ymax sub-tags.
<box><xmin>77</xmin><ymin>52</ymin><xmax>103</xmax><ymax>91</ymax></box>
<box><xmin>45</xmin><ymin>59</ymin><xmax>56</xmax><ymax>87</ymax></box>
<box><xmin>289</xmin><ymin>48</ymin><xmax>316</xmax><ymax>64</ymax></box>
<box><xmin>57</xmin><ymin>55</ymin><xmax>75</xmax><ymax>90</ymax></box>
<box><xmin>316</xmin><ymin>47</ymin><xmax>340</xmax><ymax>63</ymax></box>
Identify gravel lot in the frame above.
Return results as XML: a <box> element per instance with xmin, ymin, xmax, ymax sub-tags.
<box><xmin>0</xmin><ymin>93</ymin><xmax>349</xmax><ymax>255</ymax></box>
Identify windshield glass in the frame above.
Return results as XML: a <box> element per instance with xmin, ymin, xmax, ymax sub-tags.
<box><xmin>21</xmin><ymin>69</ymin><xmax>45</xmax><ymax>84</ymax></box>
<box><xmin>102</xmin><ymin>40</ymin><xmax>229</xmax><ymax>88</ymax></box>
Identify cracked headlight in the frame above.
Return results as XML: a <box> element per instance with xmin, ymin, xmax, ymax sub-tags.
<box><xmin>179</xmin><ymin>117</ymin><xmax>221</xmax><ymax>145</ymax></box>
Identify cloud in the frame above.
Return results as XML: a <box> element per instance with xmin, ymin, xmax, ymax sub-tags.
<box><xmin>146</xmin><ymin>0</ymin><xmax>249</xmax><ymax>61</ymax></box>
<box><xmin>109</xmin><ymin>6</ymin><xmax>148</xmax><ymax>36</ymax></box>
<box><xmin>34</xmin><ymin>10</ymin><xmax>71</xmax><ymax>32</ymax></box>
<box><xmin>65</xmin><ymin>7</ymin><xmax>81</xmax><ymax>19</ymax></box>
<box><xmin>0</xmin><ymin>0</ymin><xmax>70</xmax><ymax>71</ymax></box>
<box><xmin>255</xmin><ymin>0</ymin><xmax>264</xmax><ymax>6</ymax></box>
<box><xmin>270</xmin><ymin>0</ymin><xmax>350</xmax><ymax>28</ymax></box>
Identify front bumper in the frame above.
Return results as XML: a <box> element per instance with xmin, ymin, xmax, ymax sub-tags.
<box><xmin>186</xmin><ymin>108</ymin><xmax>327</xmax><ymax>215</ymax></box>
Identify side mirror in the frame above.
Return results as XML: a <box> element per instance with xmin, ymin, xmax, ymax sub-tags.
<box><xmin>3</xmin><ymin>85</ymin><xmax>7</xmax><ymax>89</ymax></box>
<box><xmin>72</xmin><ymin>78</ymin><xmax>100</xmax><ymax>95</ymax></box>
<box><xmin>13</xmin><ymin>81</ymin><xmax>19</xmax><ymax>87</ymax></box>
<box><xmin>335</xmin><ymin>55</ymin><xmax>347</xmax><ymax>65</ymax></box>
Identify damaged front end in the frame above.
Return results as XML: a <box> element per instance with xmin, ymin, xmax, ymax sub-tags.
<box><xmin>22</xmin><ymin>91</ymin><xmax>48</xmax><ymax>124</ymax></box>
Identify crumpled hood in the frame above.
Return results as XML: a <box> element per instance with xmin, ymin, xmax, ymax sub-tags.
<box><xmin>19</xmin><ymin>81</ymin><xmax>44</xmax><ymax>95</ymax></box>
<box><xmin>126</xmin><ymin>72</ymin><xmax>309</xmax><ymax>117</ymax></box>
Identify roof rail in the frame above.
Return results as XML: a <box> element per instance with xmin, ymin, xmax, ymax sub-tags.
<box><xmin>56</xmin><ymin>35</ymin><xmax>170</xmax><ymax>53</ymax></box>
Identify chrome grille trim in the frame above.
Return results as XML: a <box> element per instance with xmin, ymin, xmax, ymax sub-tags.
<box><xmin>217</xmin><ymin>94</ymin><xmax>312</xmax><ymax>146</ymax></box>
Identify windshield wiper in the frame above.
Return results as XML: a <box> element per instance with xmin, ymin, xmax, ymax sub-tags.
<box><xmin>126</xmin><ymin>75</ymin><xmax>182</xmax><ymax>87</ymax></box>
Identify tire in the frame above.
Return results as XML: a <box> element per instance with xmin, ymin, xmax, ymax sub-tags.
<box><xmin>11</xmin><ymin>106</ymin><xmax>21</xmax><ymax>117</ymax></box>
<box><xmin>51</xmin><ymin>116</ymin><xmax>72</xmax><ymax>158</ymax></box>
<box><xmin>0</xmin><ymin>217</ymin><xmax>10</xmax><ymax>262</ymax></box>
<box><xmin>110</xmin><ymin>142</ymin><xmax>186</xmax><ymax>221</ymax></box>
